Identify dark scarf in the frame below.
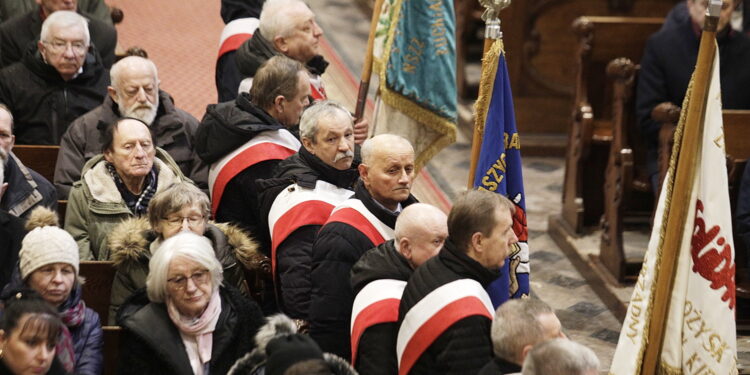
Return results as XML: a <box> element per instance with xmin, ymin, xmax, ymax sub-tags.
<box><xmin>106</xmin><ymin>163</ymin><xmax>158</xmax><ymax>216</ymax></box>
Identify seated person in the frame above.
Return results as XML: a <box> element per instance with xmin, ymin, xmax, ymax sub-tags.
<box><xmin>0</xmin><ymin>11</ymin><xmax>109</xmax><ymax>145</ymax></box>
<box><xmin>521</xmin><ymin>339</ymin><xmax>599</xmax><ymax>375</ymax></box>
<box><xmin>0</xmin><ymin>290</ymin><xmax>68</xmax><ymax>375</ymax></box>
<box><xmin>1</xmin><ymin>216</ymin><xmax>103</xmax><ymax>375</ymax></box>
<box><xmin>106</xmin><ymin>181</ymin><xmax>262</xmax><ymax>325</ymax></box>
<box><xmin>117</xmin><ymin>231</ymin><xmax>265</xmax><ymax>375</ymax></box>
<box><xmin>0</xmin><ymin>0</ymin><xmax>116</xmax><ymax>68</ymax></box>
<box><xmin>64</xmin><ymin>118</ymin><xmax>189</xmax><ymax>260</ymax></box>
<box><xmin>0</xmin><ymin>156</ymin><xmax>27</xmax><ymax>292</ymax></box>
<box><xmin>0</xmin><ymin>105</ymin><xmax>57</xmax><ymax>220</ymax></box>
<box><xmin>637</xmin><ymin>0</ymin><xmax>750</xmax><ymax>189</ymax></box>
<box><xmin>55</xmin><ymin>56</ymin><xmax>207</xmax><ymax>199</ymax></box>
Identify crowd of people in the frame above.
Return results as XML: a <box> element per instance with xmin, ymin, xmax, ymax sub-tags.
<box><xmin>0</xmin><ymin>0</ymin><xmax>613</xmax><ymax>374</ymax></box>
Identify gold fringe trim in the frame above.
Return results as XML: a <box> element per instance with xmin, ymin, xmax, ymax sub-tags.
<box><xmin>375</xmin><ymin>0</ymin><xmax>457</xmax><ymax>171</ymax></box>
<box><xmin>472</xmin><ymin>39</ymin><xmax>504</xmax><ymax>136</ymax></box>
<box><xmin>379</xmin><ymin>88</ymin><xmax>457</xmax><ymax>171</ymax></box>
<box><xmin>658</xmin><ymin>361</ymin><xmax>682</xmax><ymax>375</ymax></box>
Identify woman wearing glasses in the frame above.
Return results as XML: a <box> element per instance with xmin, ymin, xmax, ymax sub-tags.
<box><xmin>106</xmin><ymin>181</ymin><xmax>262</xmax><ymax>325</ymax></box>
<box><xmin>117</xmin><ymin>231</ymin><xmax>265</xmax><ymax>375</ymax></box>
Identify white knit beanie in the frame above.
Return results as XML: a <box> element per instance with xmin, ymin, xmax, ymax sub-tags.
<box><xmin>19</xmin><ymin>226</ymin><xmax>80</xmax><ymax>280</ymax></box>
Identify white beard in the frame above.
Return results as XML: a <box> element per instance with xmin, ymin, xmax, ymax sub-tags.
<box><xmin>118</xmin><ymin>95</ymin><xmax>159</xmax><ymax>125</ymax></box>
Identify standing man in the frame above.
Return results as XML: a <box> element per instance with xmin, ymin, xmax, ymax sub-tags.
<box><xmin>196</xmin><ymin>55</ymin><xmax>309</xmax><ymax>248</ymax></box>
<box><xmin>55</xmin><ymin>56</ymin><xmax>207</xmax><ymax>198</ymax></box>
<box><xmin>308</xmin><ymin>134</ymin><xmax>418</xmax><ymax>359</ymax></box>
<box><xmin>235</xmin><ymin>0</ymin><xmax>368</xmax><ymax>142</ymax></box>
<box><xmin>257</xmin><ymin>100</ymin><xmax>359</xmax><ymax>323</ymax></box>
<box><xmin>349</xmin><ymin>203</ymin><xmax>448</xmax><ymax>374</ymax></box>
<box><xmin>397</xmin><ymin>189</ymin><xmax>519</xmax><ymax>375</ymax></box>
<box><xmin>0</xmin><ymin>105</ymin><xmax>57</xmax><ymax>220</ymax></box>
<box><xmin>0</xmin><ymin>11</ymin><xmax>109</xmax><ymax>145</ymax></box>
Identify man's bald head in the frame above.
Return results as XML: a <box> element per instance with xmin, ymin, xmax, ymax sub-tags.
<box><xmin>394</xmin><ymin>203</ymin><xmax>448</xmax><ymax>268</ymax></box>
<box><xmin>359</xmin><ymin>134</ymin><xmax>416</xmax><ymax>211</ymax></box>
<box><xmin>109</xmin><ymin>56</ymin><xmax>160</xmax><ymax>124</ymax></box>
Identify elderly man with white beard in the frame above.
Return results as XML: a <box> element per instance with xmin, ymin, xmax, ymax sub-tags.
<box><xmin>54</xmin><ymin>56</ymin><xmax>207</xmax><ymax>199</ymax></box>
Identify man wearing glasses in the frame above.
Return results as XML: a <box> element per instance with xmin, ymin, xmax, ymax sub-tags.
<box><xmin>0</xmin><ymin>10</ymin><xmax>108</xmax><ymax>145</ymax></box>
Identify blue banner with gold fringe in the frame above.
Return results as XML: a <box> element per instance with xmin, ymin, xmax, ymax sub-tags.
<box><xmin>473</xmin><ymin>40</ymin><xmax>530</xmax><ymax>307</ymax></box>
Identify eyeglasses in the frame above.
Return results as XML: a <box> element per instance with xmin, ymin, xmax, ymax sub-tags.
<box><xmin>167</xmin><ymin>270</ymin><xmax>210</xmax><ymax>290</ymax></box>
<box><xmin>43</xmin><ymin>40</ymin><xmax>88</xmax><ymax>54</ymax></box>
<box><xmin>163</xmin><ymin>215</ymin><xmax>205</xmax><ymax>228</ymax></box>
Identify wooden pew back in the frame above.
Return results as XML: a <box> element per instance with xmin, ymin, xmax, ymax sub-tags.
<box><xmin>12</xmin><ymin>145</ymin><xmax>60</xmax><ymax>182</ymax></box>
<box><xmin>102</xmin><ymin>326</ymin><xmax>122</xmax><ymax>375</ymax></box>
<box><xmin>79</xmin><ymin>261</ymin><xmax>117</xmax><ymax>324</ymax></box>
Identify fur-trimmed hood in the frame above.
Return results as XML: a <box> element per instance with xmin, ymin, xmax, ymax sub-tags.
<box><xmin>227</xmin><ymin>314</ymin><xmax>358</xmax><ymax>375</ymax></box>
<box><xmin>106</xmin><ymin>217</ymin><xmax>263</xmax><ymax>270</ymax></box>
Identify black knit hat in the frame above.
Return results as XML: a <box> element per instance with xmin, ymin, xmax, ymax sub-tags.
<box><xmin>266</xmin><ymin>334</ymin><xmax>325</xmax><ymax>375</ymax></box>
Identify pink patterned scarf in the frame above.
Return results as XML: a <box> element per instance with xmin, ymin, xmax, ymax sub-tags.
<box><xmin>57</xmin><ymin>300</ymin><xmax>86</xmax><ymax>372</ymax></box>
<box><xmin>167</xmin><ymin>291</ymin><xmax>222</xmax><ymax>366</ymax></box>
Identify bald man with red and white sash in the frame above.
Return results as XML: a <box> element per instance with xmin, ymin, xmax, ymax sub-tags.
<box><xmin>396</xmin><ymin>238</ymin><xmax>499</xmax><ymax>375</ymax></box>
<box><xmin>308</xmin><ymin>181</ymin><xmax>418</xmax><ymax>360</ymax></box>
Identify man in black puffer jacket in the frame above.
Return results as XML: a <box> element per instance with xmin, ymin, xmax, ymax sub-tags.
<box><xmin>256</xmin><ymin>101</ymin><xmax>358</xmax><ymax>322</ymax></box>
<box><xmin>196</xmin><ymin>56</ymin><xmax>310</xmax><ymax>250</ymax></box>
<box><xmin>0</xmin><ymin>11</ymin><xmax>108</xmax><ymax>145</ymax></box>
<box><xmin>349</xmin><ymin>203</ymin><xmax>448</xmax><ymax>375</ymax></box>
<box><xmin>308</xmin><ymin>134</ymin><xmax>418</xmax><ymax>360</ymax></box>
<box><xmin>397</xmin><ymin>190</ymin><xmax>519</xmax><ymax>375</ymax></box>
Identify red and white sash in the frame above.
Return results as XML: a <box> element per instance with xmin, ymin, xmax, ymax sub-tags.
<box><xmin>267</xmin><ymin>180</ymin><xmax>353</xmax><ymax>276</ymax></box>
<box><xmin>350</xmin><ymin>278</ymin><xmax>407</xmax><ymax>365</ymax></box>
<box><xmin>396</xmin><ymin>279</ymin><xmax>494</xmax><ymax>375</ymax></box>
<box><xmin>208</xmin><ymin>129</ymin><xmax>300</xmax><ymax>216</ymax></box>
<box><xmin>217</xmin><ymin>17</ymin><xmax>259</xmax><ymax>60</ymax></box>
<box><xmin>309</xmin><ymin>74</ymin><xmax>327</xmax><ymax>101</ymax></box>
<box><xmin>325</xmin><ymin>198</ymin><xmax>395</xmax><ymax>246</ymax></box>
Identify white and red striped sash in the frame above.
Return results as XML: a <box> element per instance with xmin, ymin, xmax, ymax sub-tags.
<box><xmin>208</xmin><ymin>129</ymin><xmax>299</xmax><ymax>216</ymax></box>
<box><xmin>217</xmin><ymin>17</ymin><xmax>259</xmax><ymax>60</ymax></box>
<box><xmin>350</xmin><ymin>278</ymin><xmax>406</xmax><ymax>365</ymax></box>
<box><xmin>325</xmin><ymin>198</ymin><xmax>394</xmax><ymax>246</ymax></box>
<box><xmin>396</xmin><ymin>279</ymin><xmax>494</xmax><ymax>375</ymax></box>
<box><xmin>267</xmin><ymin>180</ymin><xmax>353</xmax><ymax>277</ymax></box>
<box><xmin>309</xmin><ymin>74</ymin><xmax>327</xmax><ymax>101</ymax></box>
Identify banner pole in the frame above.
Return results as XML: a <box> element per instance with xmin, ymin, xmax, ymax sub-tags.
<box><xmin>639</xmin><ymin>3</ymin><xmax>720</xmax><ymax>373</ymax></box>
<box><xmin>354</xmin><ymin>0</ymin><xmax>385</xmax><ymax>122</ymax></box>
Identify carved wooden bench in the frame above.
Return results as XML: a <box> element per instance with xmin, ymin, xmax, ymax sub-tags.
<box><xmin>12</xmin><ymin>144</ymin><xmax>60</xmax><ymax>183</ymax></box>
<box><xmin>561</xmin><ymin>16</ymin><xmax>663</xmax><ymax>234</ymax></box>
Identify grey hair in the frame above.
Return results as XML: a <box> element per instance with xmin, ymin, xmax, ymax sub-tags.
<box><xmin>0</xmin><ymin>103</ymin><xmax>14</xmax><ymax>133</ymax></box>
<box><xmin>522</xmin><ymin>339</ymin><xmax>600</xmax><ymax>375</ymax></box>
<box><xmin>40</xmin><ymin>11</ymin><xmax>90</xmax><ymax>46</ymax></box>
<box><xmin>259</xmin><ymin>0</ymin><xmax>308</xmax><ymax>39</ymax></box>
<box><xmin>491</xmin><ymin>299</ymin><xmax>554</xmax><ymax>363</ymax></box>
<box><xmin>147</xmin><ymin>182</ymin><xmax>210</xmax><ymax>231</ymax></box>
<box><xmin>299</xmin><ymin>100</ymin><xmax>352</xmax><ymax>142</ymax></box>
<box><xmin>360</xmin><ymin>134</ymin><xmax>413</xmax><ymax>166</ymax></box>
<box><xmin>110</xmin><ymin>56</ymin><xmax>159</xmax><ymax>90</ymax></box>
<box><xmin>146</xmin><ymin>232</ymin><xmax>223</xmax><ymax>303</ymax></box>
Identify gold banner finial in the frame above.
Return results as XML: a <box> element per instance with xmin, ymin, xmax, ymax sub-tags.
<box><xmin>479</xmin><ymin>0</ymin><xmax>511</xmax><ymax>39</ymax></box>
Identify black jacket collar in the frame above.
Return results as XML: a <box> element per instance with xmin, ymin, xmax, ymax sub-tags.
<box><xmin>279</xmin><ymin>146</ymin><xmax>358</xmax><ymax>189</ymax></box>
<box><xmin>353</xmin><ymin>180</ymin><xmax>418</xmax><ymax>229</ymax></box>
<box><xmin>440</xmin><ymin>238</ymin><xmax>501</xmax><ymax>287</ymax></box>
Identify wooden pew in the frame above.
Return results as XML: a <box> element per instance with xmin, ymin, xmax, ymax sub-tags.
<box><xmin>79</xmin><ymin>261</ymin><xmax>117</xmax><ymax>324</ymax></box>
<box><xmin>57</xmin><ymin>200</ymin><xmax>67</xmax><ymax>223</ymax></box>
<box><xmin>561</xmin><ymin>16</ymin><xmax>663</xmax><ymax>234</ymax></box>
<box><xmin>599</xmin><ymin>58</ymin><xmax>655</xmax><ymax>282</ymax></box>
<box><xmin>102</xmin><ymin>326</ymin><xmax>122</xmax><ymax>375</ymax></box>
<box><xmin>12</xmin><ymin>145</ymin><xmax>60</xmax><ymax>182</ymax></box>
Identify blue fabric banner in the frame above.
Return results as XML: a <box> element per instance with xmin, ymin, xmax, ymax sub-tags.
<box><xmin>473</xmin><ymin>48</ymin><xmax>530</xmax><ymax>307</ymax></box>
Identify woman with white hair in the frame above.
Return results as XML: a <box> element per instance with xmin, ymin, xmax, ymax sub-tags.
<box><xmin>117</xmin><ymin>231</ymin><xmax>265</xmax><ymax>375</ymax></box>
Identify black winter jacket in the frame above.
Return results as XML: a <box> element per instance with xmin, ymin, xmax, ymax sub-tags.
<box><xmin>477</xmin><ymin>356</ymin><xmax>522</xmax><ymax>375</ymax></box>
<box><xmin>0</xmin><ymin>210</ymin><xmax>25</xmax><ymax>292</ymax></box>
<box><xmin>256</xmin><ymin>147</ymin><xmax>358</xmax><ymax>319</ymax></box>
<box><xmin>0</xmin><ymin>47</ymin><xmax>108</xmax><ymax>145</ymax></box>
<box><xmin>196</xmin><ymin>92</ymin><xmax>290</xmax><ymax>246</ymax></box>
<box><xmin>0</xmin><ymin>6</ymin><xmax>117</xmax><ymax>69</ymax></box>
<box><xmin>116</xmin><ymin>285</ymin><xmax>265</xmax><ymax>375</ymax></box>
<box><xmin>55</xmin><ymin>90</ymin><xmax>207</xmax><ymax>198</ymax></box>
<box><xmin>398</xmin><ymin>239</ymin><xmax>500</xmax><ymax>375</ymax></box>
<box><xmin>349</xmin><ymin>239</ymin><xmax>413</xmax><ymax>375</ymax></box>
<box><xmin>1</xmin><ymin>152</ymin><xmax>57</xmax><ymax>220</ymax></box>
<box><xmin>309</xmin><ymin>181</ymin><xmax>416</xmax><ymax>360</ymax></box>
